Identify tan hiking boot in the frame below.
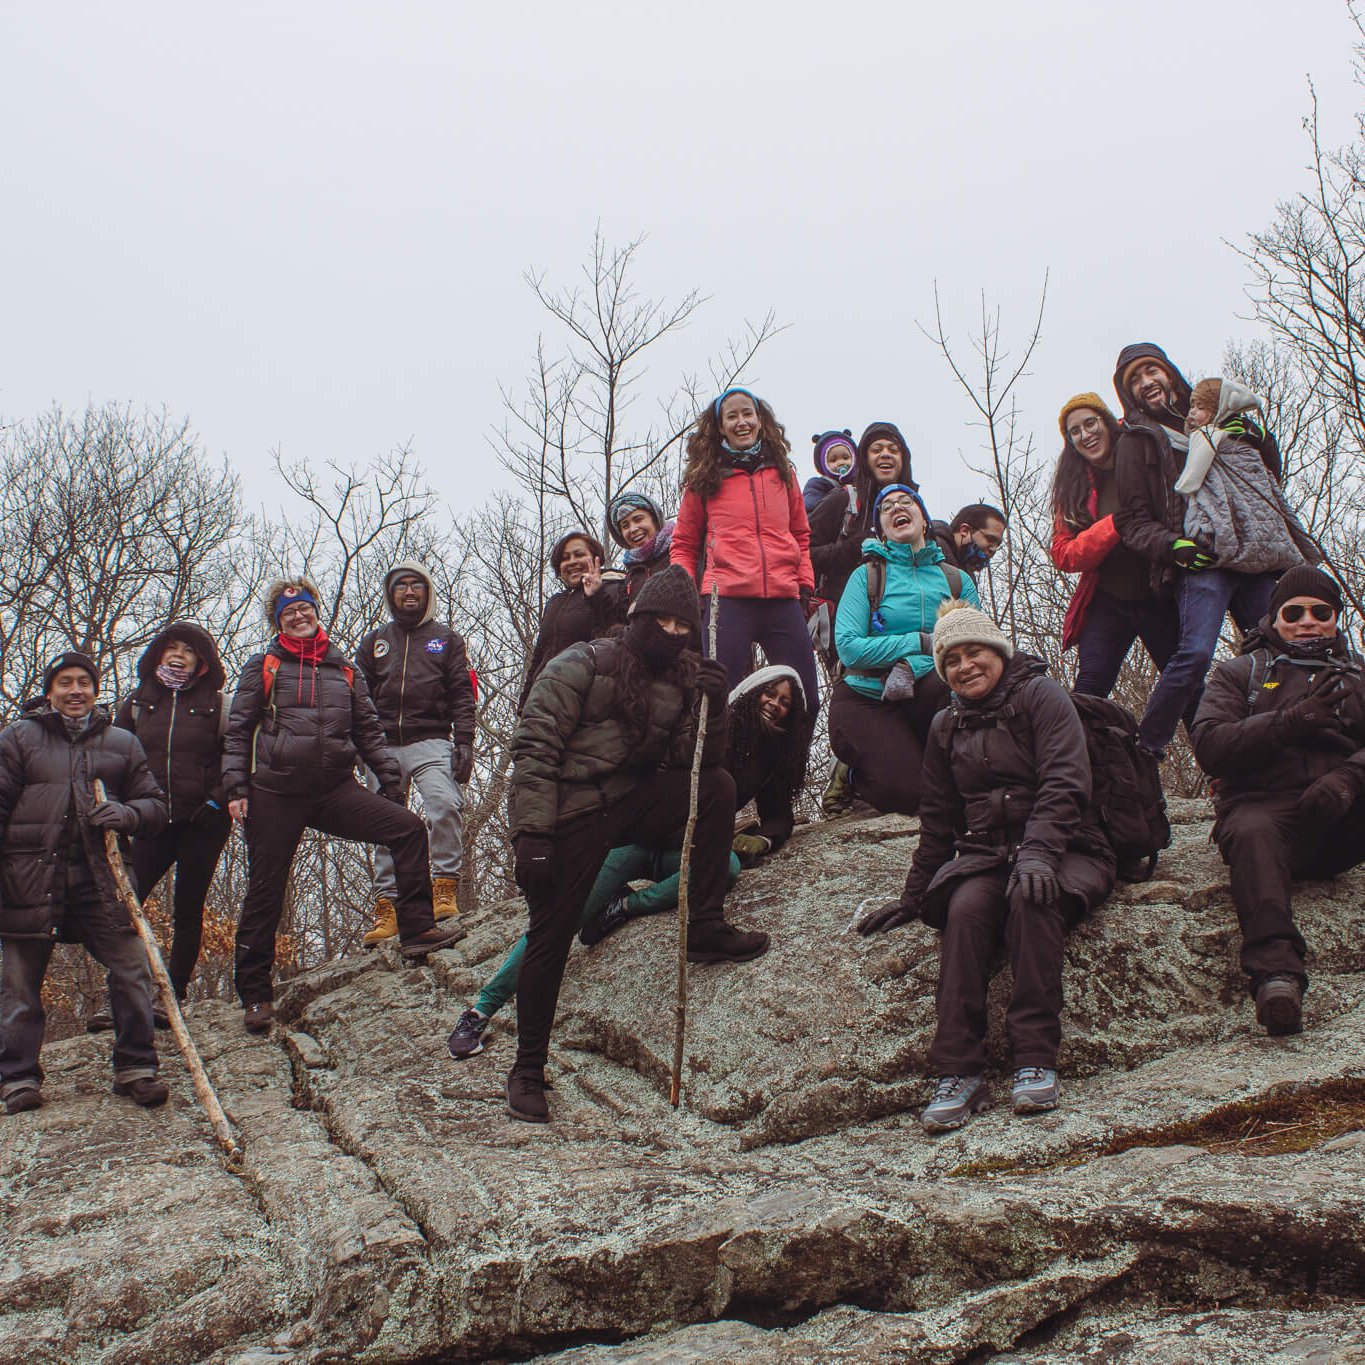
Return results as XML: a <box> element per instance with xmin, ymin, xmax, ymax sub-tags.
<box><xmin>363</xmin><ymin>897</ymin><xmax>399</xmax><ymax>947</ymax></box>
<box><xmin>432</xmin><ymin>877</ymin><xmax>460</xmax><ymax>921</ymax></box>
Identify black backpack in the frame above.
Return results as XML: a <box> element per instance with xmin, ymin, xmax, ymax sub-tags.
<box><xmin>1068</xmin><ymin>691</ymin><xmax>1171</xmax><ymax>881</ymax></box>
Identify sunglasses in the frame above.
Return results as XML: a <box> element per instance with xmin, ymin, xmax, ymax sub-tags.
<box><xmin>1278</xmin><ymin>602</ymin><xmax>1336</xmax><ymax>623</ymax></box>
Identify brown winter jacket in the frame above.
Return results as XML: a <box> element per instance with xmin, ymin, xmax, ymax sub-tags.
<box><xmin>0</xmin><ymin>703</ymin><xmax>168</xmax><ymax>939</ymax></box>
<box><xmin>510</xmin><ymin>638</ymin><xmax>726</xmax><ymax>837</ymax></box>
<box><xmin>222</xmin><ymin>642</ymin><xmax>400</xmax><ymax>801</ymax></box>
<box><xmin>1192</xmin><ymin>623</ymin><xmax>1365</xmax><ymax>809</ymax></box>
<box><xmin>901</xmin><ymin>655</ymin><xmax>1114</xmax><ymax>928</ymax></box>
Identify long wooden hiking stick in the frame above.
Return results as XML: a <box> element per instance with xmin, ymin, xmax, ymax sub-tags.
<box><xmin>672</xmin><ymin>579</ymin><xmax>721</xmax><ymax>1107</ymax></box>
<box><xmin>93</xmin><ymin>780</ymin><xmax>244</xmax><ymax>1171</ymax></box>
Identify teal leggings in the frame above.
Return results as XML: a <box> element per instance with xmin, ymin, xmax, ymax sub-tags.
<box><xmin>475</xmin><ymin>844</ymin><xmax>742</xmax><ymax>1018</ymax></box>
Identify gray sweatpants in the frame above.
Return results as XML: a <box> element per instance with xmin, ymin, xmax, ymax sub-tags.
<box><xmin>367</xmin><ymin>737</ymin><xmax>464</xmax><ymax>897</ymax></box>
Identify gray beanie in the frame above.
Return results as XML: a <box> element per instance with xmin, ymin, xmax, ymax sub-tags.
<box><xmin>932</xmin><ymin>600</ymin><xmax>1013</xmax><ymax>679</ymax></box>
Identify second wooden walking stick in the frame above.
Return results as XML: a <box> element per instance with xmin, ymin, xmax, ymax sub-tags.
<box><xmin>671</xmin><ymin>579</ymin><xmax>721</xmax><ymax>1107</ymax></box>
<box><xmin>93</xmin><ymin>779</ymin><xmax>244</xmax><ymax>1171</ymax></box>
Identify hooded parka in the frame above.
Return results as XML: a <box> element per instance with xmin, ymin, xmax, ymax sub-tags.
<box><xmin>114</xmin><ymin>622</ymin><xmax>227</xmax><ymax>823</ymax></box>
<box><xmin>902</xmin><ymin>655</ymin><xmax>1116</xmax><ymax>926</ymax></box>
<box><xmin>355</xmin><ymin>561</ymin><xmax>476</xmax><ymax>748</ymax></box>
<box><xmin>0</xmin><ymin>703</ymin><xmax>168</xmax><ymax>939</ymax></box>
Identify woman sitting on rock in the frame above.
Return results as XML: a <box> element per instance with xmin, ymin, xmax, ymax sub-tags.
<box><xmin>829</xmin><ymin>485</ymin><xmax>977</xmax><ymax>815</ymax></box>
<box><xmin>858</xmin><ymin>601</ymin><xmax>1116</xmax><ymax>1132</ymax></box>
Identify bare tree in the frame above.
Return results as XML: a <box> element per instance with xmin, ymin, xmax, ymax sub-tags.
<box><xmin>494</xmin><ymin>227</ymin><xmax>782</xmax><ymax>583</ymax></box>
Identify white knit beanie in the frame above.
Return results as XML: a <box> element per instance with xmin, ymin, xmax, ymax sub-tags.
<box><xmin>932</xmin><ymin>600</ymin><xmax>1013</xmax><ymax>679</ymax></box>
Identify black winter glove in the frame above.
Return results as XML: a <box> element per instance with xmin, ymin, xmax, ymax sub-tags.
<box><xmin>1171</xmin><ymin>538</ymin><xmax>1217</xmax><ymax>571</ymax></box>
<box><xmin>857</xmin><ymin>898</ymin><xmax>920</xmax><ymax>935</ymax></box>
<box><xmin>1273</xmin><ymin>670</ymin><xmax>1348</xmax><ymax>742</ymax></box>
<box><xmin>88</xmin><ymin>800</ymin><xmax>139</xmax><ymax>835</ymax></box>
<box><xmin>1298</xmin><ymin>766</ymin><xmax>1363</xmax><ymax>827</ymax></box>
<box><xmin>1007</xmin><ymin>861</ymin><xmax>1061</xmax><ymax>908</ymax></box>
<box><xmin>514</xmin><ymin>834</ymin><xmax>555</xmax><ymax>899</ymax></box>
<box><xmin>696</xmin><ymin>659</ymin><xmax>729</xmax><ymax>707</ymax></box>
<box><xmin>451</xmin><ymin>743</ymin><xmax>474</xmax><ymax>785</ymax></box>
<box><xmin>379</xmin><ymin>785</ymin><xmax>406</xmax><ymax>806</ymax></box>
<box><xmin>799</xmin><ymin>585</ymin><xmax>813</xmax><ymax>614</ymax></box>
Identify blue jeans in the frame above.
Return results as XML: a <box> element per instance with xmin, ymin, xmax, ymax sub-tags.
<box><xmin>1073</xmin><ymin>591</ymin><xmax>1182</xmax><ymax>699</ymax></box>
<box><xmin>1138</xmin><ymin>568</ymin><xmax>1277</xmax><ymax>754</ymax></box>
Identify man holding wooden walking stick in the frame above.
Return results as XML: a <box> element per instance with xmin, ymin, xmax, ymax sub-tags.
<box><xmin>0</xmin><ymin>652</ymin><xmax>170</xmax><ymax>1114</ymax></box>
<box><xmin>506</xmin><ymin>565</ymin><xmax>769</xmax><ymax>1124</ymax></box>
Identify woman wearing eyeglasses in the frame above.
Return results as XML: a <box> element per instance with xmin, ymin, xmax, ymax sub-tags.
<box><xmin>1050</xmin><ymin>393</ymin><xmax>1183</xmax><ymax>703</ymax></box>
<box><xmin>829</xmin><ymin>484</ymin><xmax>980</xmax><ymax>814</ymax></box>
<box><xmin>221</xmin><ymin>576</ymin><xmax>465</xmax><ymax>1033</ymax></box>
<box><xmin>1193</xmin><ymin>566</ymin><xmax>1365</xmax><ymax>1038</ymax></box>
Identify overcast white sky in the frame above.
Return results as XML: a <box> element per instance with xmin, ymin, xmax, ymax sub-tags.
<box><xmin>2</xmin><ymin>3</ymin><xmax>1360</xmax><ymax>529</ymax></box>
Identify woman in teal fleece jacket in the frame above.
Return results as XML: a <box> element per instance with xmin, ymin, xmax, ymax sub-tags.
<box><xmin>829</xmin><ymin>484</ymin><xmax>980</xmax><ymax>814</ymax></box>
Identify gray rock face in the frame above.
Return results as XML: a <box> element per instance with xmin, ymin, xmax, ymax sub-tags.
<box><xmin>5</xmin><ymin>799</ymin><xmax>1365</xmax><ymax>1362</ymax></box>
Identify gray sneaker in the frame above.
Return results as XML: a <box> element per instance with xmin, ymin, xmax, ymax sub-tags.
<box><xmin>1011</xmin><ymin>1066</ymin><xmax>1059</xmax><ymax>1114</ymax></box>
<box><xmin>921</xmin><ymin>1074</ymin><xmax>989</xmax><ymax>1133</ymax></box>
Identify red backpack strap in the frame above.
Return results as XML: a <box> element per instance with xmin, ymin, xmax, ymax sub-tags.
<box><xmin>261</xmin><ymin>652</ymin><xmax>282</xmax><ymax>700</ymax></box>
<box><xmin>341</xmin><ymin>663</ymin><xmax>354</xmax><ymax>690</ymax></box>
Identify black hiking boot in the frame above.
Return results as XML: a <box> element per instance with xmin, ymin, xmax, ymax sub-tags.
<box><xmin>579</xmin><ymin>893</ymin><xmax>634</xmax><ymax>947</ymax></box>
<box><xmin>506</xmin><ymin>1067</ymin><xmax>550</xmax><ymax>1123</ymax></box>
<box><xmin>687</xmin><ymin>921</ymin><xmax>769</xmax><ymax>964</ymax></box>
<box><xmin>243</xmin><ymin>1001</ymin><xmax>274</xmax><ymax>1034</ymax></box>
<box><xmin>112</xmin><ymin>1076</ymin><xmax>170</xmax><ymax>1108</ymax></box>
<box><xmin>1256</xmin><ymin>975</ymin><xmax>1303</xmax><ymax>1036</ymax></box>
<box><xmin>399</xmin><ymin>923</ymin><xmax>468</xmax><ymax>960</ymax></box>
<box><xmin>3</xmin><ymin>1086</ymin><xmax>42</xmax><ymax>1115</ymax></box>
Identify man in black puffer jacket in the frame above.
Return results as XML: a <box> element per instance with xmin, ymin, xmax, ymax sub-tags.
<box><xmin>506</xmin><ymin>565</ymin><xmax>769</xmax><ymax>1123</ymax></box>
<box><xmin>223</xmin><ymin>576</ymin><xmax>465</xmax><ymax>1033</ymax></box>
<box><xmin>0</xmin><ymin>652</ymin><xmax>169</xmax><ymax>1113</ymax></box>
<box><xmin>1193</xmin><ymin>567</ymin><xmax>1365</xmax><ymax>1036</ymax></box>
<box><xmin>113</xmin><ymin>621</ymin><xmax>231</xmax><ymax>1005</ymax></box>
<box><xmin>355</xmin><ymin>561</ymin><xmax>476</xmax><ymax>938</ymax></box>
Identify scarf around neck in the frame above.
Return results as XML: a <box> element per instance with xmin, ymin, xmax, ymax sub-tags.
<box><xmin>720</xmin><ymin>439</ymin><xmax>766</xmax><ymax>474</ymax></box>
<box><xmin>623</xmin><ymin>520</ymin><xmax>675</xmax><ymax>567</ymax></box>
<box><xmin>155</xmin><ymin>660</ymin><xmax>198</xmax><ymax>690</ymax></box>
<box><xmin>275</xmin><ymin>628</ymin><xmax>331</xmax><ymax>707</ymax></box>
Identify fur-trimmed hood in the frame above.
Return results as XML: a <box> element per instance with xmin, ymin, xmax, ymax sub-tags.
<box><xmin>135</xmin><ymin>621</ymin><xmax>226</xmax><ymax>689</ymax></box>
<box><xmin>262</xmin><ymin>575</ymin><xmax>323</xmax><ymax>630</ymax></box>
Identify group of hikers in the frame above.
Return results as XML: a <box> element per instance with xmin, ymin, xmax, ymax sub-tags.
<box><xmin>2</xmin><ymin>339</ymin><xmax>1361</xmax><ymax>1135</ymax></box>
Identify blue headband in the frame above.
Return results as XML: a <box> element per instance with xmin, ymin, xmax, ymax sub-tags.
<box><xmin>714</xmin><ymin>387</ymin><xmax>760</xmax><ymax>420</ymax></box>
<box><xmin>874</xmin><ymin>484</ymin><xmax>929</xmax><ymax>525</ymax></box>
<box><xmin>274</xmin><ymin>587</ymin><xmax>319</xmax><ymax>624</ymax></box>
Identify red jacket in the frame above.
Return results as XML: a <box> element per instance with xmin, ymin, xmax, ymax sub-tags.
<box><xmin>1051</xmin><ymin>489</ymin><xmax>1121</xmax><ymax>652</ymax></box>
<box><xmin>671</xmin><ymin>465</ymin><xmax>815</xmax><ymax>599</ymax></box>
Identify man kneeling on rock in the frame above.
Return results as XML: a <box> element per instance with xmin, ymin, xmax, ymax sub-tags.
<box><xmin>0</xmin><ymin>652</ymin><xmax>170</xmax><ymax>1113</ymax></box>
<box><xmin>506</xmin><ymin>565</ymin><xmax>769</xmax><ymax>1123</ymax></box>
<box><xmin>1193</xmin><ymin>566</ymin><xmax>1365</xmax><ymax>1036</ymax></box>
<box><xmin>858</xmin><ymin>602</ymin><xmax>1115</xmax><ymax>1132</ymax></box>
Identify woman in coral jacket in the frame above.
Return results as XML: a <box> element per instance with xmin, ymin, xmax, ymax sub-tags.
<box><xmin>1051</xmin><ymin>393</ymin><xmax>1181</xmax><ymax>699</ymax></box>
<box><xmin>671</xmin><ymin>387</ymin><xmax>821</xmax><ymax>712</ymax></box>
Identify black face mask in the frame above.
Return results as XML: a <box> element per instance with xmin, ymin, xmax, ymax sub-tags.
<box><xmin>626</xmin><ymin>616</ymin><xmax>690</xmax><ymax>672</ymax></box>
<box><xmin>1282</xmin><ymin>634</ymin><xmax>1335</xmax><ymax>660</ymax></box>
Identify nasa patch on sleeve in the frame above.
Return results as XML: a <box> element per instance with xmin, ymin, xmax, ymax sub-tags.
<box><xmin>373</xmin><ymin>639</ymin><xmax>391</xmax><ymax>659</ymax></box>
<box><xmin>425</xmin><ymin>639</ymin><xmax>447</xmax><ymax>654</ymax></box>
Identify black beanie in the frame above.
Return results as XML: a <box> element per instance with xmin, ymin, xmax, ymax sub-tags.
<box><xmin>1269</xmin><ymin>565</ymin><xmax>1344</xmax><ymax>620</ymax></box>
<box><xmin>629</xmin><ymin>564</ymin><xmax>702</xmax><ymax>631</ymax></box>
<box><xmin>43</xmin><ymin>650</ymin><xmax>99</xmax><ymax>694</ymax></box>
